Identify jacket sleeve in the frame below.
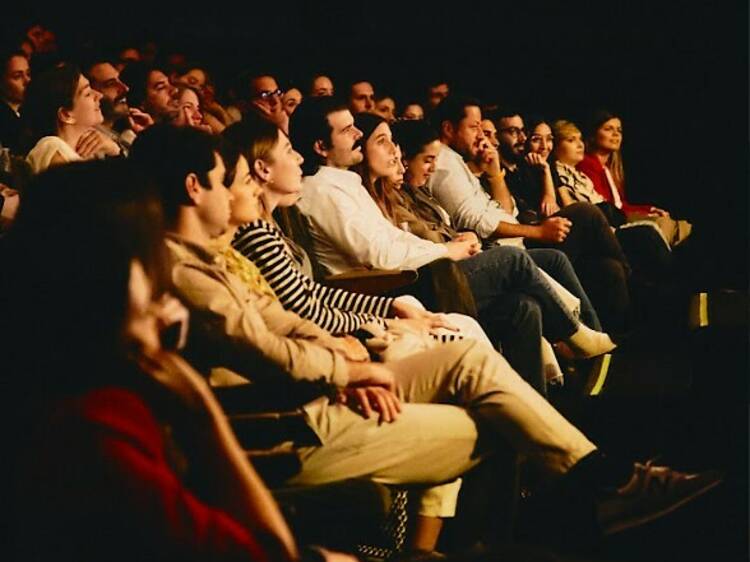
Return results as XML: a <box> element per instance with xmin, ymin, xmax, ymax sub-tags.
<box><xmin>172</xmin><ymin>263</ymin><xmax>349</xmax><ymax>387</ymax></box>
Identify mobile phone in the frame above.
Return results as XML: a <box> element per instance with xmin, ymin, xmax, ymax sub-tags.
<box><xmin>160</xmin><ymin>318</ymin><xmax>187</xmax><ymax>351</ymax></box>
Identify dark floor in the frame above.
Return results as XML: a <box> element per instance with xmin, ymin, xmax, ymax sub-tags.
<box><xmin>527</xmin><ymin>286</ymin><xmax>749</xmax><ymax>562</ymax></box>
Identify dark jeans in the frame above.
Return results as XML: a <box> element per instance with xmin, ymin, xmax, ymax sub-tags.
<box><xmin>458</xmin><ymin>245</ymin><xmax>584</xmax><ymax>395</ymax></box>
<box><xmin>615</xmin><ymin>224</ymin><xmax>674</xmax><ymax>285</ymax></box>
<box><xmin>526</xmin><ymin>202</ymin><xmax>630</xmax><ymax>333</ymax></box>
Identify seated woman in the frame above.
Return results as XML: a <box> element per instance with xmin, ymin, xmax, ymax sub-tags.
<box><xmin>0</xmin><ymin>159</ymin><xmax>328</xmax><ymax>561</ymax></box>
<box><xmin>550</xmin><ymin>119</ymin><xmax>674</xmax><ymax>283</ymax></box>
<box><xmin>351</xmin><ymin>113</ymin><xmax>616</xmax><ymax>394</ymax></box>
<box><xmin>222</xmin><ymin>115</ymin><xmax>490</xmax><ymax>353</ymax></box>
<box><xmin>176</xmin><ymin>63</ymin><xmax>234</xmax><ymax>130</ymax></box>
<box><xmin>171</xmin><ymin>84</ymin><xmax>213</xmax><ymax>132</ymax></box>
<box><xmin>577</xmin><ymin>109</ymin><xmax>692</xmax><ymax>248</ymax></box>
<box><xmin>22</xmin><ymin>63</ymin><xmax>120</xmax><ymax>173</ymax></box>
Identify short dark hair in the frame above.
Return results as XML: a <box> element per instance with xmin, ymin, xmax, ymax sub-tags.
<box><xmin>120</xmin><ymin>62</ymin><xmax>167</xmax><ymax>109</ymax></box>
<box><xmin>391</xmin><ymin>120</ymin><xmax>439</xmax><ymax>161</ymax></box>
<box><xmin>431</xmin><ymin>94</ymin><xmax>482</xmax><ymax>131</ymax></box>
<box><xmin>289</xmin><ymin>96</ymin><xmax>348</xmax><ymax>176</ymax></box>
<box><xmin>21</xmin><ymin>62</ymin><xmax>81</xmax><ymax>148</ymax></box>
<box><xmin>488</xmin><ymin>106</ymin><xmax>524</xmax><ymax>124</ymax></box>
<box><xmin>131</xmin><ymin>124</ymin><xmax>220</xmax><ymax>222</ymax></box>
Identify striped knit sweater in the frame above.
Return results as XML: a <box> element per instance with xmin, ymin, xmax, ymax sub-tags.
<box><xmin>232</xmin><ymin>219</ymin><xmax>393</xmax><ymax>335</ymax></box>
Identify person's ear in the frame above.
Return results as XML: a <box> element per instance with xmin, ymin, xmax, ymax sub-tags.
<box><xmin>57</xmin><ymin>106</ymin><xmax>75</xmax><ymax>125</ymax></box>
<box><xmin>440</xmin><ymin>120</ymin><xmax>454</xmax><ymax>141</ymax></box>
<box><xmin>313</xmin><ymin>139</ymin><xmax>328</xmax><ymax>159</ymax></box>
<box><xmin>184</xmin><ymin>173</ymin><xmax>202</xmax><ymax>204</ymax></box>
<box><xmin>253</xmin><ymin>158</ymin><xmax>272</xmax><ymax>182</ymax></box>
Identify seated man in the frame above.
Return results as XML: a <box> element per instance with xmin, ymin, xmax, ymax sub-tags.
<box><xmin>85</xmin><ymin>58</ymin><xmax>154</xmax><ymax>155</ymax></box>
<box><xmin>347</xmin><ymin>79</ymin><xmax>375</xmax><ymax>115</ymax></box>
<box><xmin>289</xmin><ymin>96</ymin><xmax>613</xmax><ymax>395</ymax></box>
<box><xmin>120</xmin><ymin>62</ymin><xmax>179</xmax><ymax>124</ymax></box>
<box><xmin>131</xmin><ymin>124</ymin><xmax>721</xmax><ymax>555</ymax></box>
<box><xmin>427</xmin><ymin>96</ymin><xmax>631</xmax><ymax>333</ymax></box>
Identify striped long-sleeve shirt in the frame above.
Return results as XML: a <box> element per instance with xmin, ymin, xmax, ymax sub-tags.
<box><xmin>232</xmin><ymin>219</ymin><xmax>393</xmax><ymax>335</ymax></box>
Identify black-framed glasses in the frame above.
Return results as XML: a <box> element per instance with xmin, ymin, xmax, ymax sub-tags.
<box><xmin>499</xmin><ymin>127</ymin><xmax>527</xmax><ymax>138</ymax></box>
<box><xmin>256</xmin><ymin>88</ymin><xmax>283</xmax><ymax>100</ymax></box>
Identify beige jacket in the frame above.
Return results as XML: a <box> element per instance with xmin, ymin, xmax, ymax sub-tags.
<box><xmin>165</xmin><ymin>234</ymin><xmax>349</xmax><ymax>388</ymax></box>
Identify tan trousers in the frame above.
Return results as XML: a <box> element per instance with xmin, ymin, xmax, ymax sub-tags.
<box><xmin>290</xmin><ymin>340</ymin><xmax>596</xmax><ymax>517</ymax></box>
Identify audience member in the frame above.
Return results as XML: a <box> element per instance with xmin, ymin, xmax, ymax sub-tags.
<box><xmin>428</xmin><ymin>97</ymin><xmax>632</xmax><ymax>332</ymax></box>
<box><xmin>2</xmin><ymin>159</ymin><xmax>305</xmax><ymax>562</ymax></box>
<box><xmin>309</xmin><ymin>73</ymin><xmax>335</xmax><ymax>96</ymax></box>
<box><xmin>0</xmin><ymin>49</ymin><xmax>31</xmax><ymax>153</ymax></box>
<box><xmin>348</xmin><ymin>79</ymin><xmax>376</xmax><ymax>114</ymax></box>
<box><xmin>579</xmin><ymin>109</ymin><xmax>692</xmax><ymax>248</ymax></box>
<box><xmin>120</xmin><ymin>62</ymin><xmax>179</xmax><ymax>123</ymax></box>
<box><xmin>23</xmin><ymin>63</ymin><xmax>121</xmax><ymax>173</ymax></box>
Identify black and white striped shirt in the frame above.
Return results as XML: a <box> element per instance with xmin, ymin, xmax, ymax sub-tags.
<box><xmin>232</xmin><ymin>220</ymin><xmax>393</xmax><ymax>335</ymax></box>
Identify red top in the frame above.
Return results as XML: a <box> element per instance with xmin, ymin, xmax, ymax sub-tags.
<box><xmin>18</xmin><ymin>387</ymin><xmax>270</xmax><ymax>562</ymax></box>
<box><xmin>576</xmin><ymin>153</ymin><xmax>653</xmax><ymax>215</ymax></box>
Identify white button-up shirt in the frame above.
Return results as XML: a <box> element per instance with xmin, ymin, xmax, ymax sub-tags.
<box><xmin>427</xmin><ymin>144</ymin><xmax>524</xmax><ymax>247</ymax></box>
<box><xmin>297</xmin><ymin>166</ymin><xmax>449</xmax><ymax>275</ymax></box>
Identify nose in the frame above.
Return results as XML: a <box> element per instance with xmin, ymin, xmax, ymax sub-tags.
<box><xmin>365</xmin><ymin>98</ymin><xmax>374</xmax><ymax>111</ymax></box>
<box><xmin>118</xmin><ymin>79</ymin><xmax>129</xmax><ymax>94</ymax></box>
<box><xmin>352</xmin><ymin>126</ymin><xmax>363</xmax><ymax>140</ymax></box>
<box><xmin>518</xmin><ymin>130</ymin><xmax>527</xmax><ymax>143</ymax></box>
<box><xmin>169</xmin><ymin>83</ymin><xmax>178</xmax><ymax>96</ymax></box>
<box><xmin>294</xmin><ymin>149</ymin><xmax>304</xmax><ymax>165</ymax></box>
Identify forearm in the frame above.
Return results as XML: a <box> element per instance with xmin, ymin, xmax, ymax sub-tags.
<box><xmin>485</xmin><ymin>174</ymin><xmax>514</xmax><ymax>212</ymax></box>
<box><xmin>492</xmin><ymin>221</ymin><xmax>542</xmax><ymax>240</ymax></box>
<box><xmin>540</xmin><ymin>168</ymin><xmax>556</xmax><ymax>200</ymax></box>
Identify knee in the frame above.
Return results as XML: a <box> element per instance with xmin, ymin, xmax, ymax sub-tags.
<box><xmin>597</xmin><ymin>257</ymin><xmax>629</xmax><ymax>287</ymax></box>
<box><xmin>512</xmin><ymin>295</ymin><xmax>543</xmax><ymax>329</ymax></box>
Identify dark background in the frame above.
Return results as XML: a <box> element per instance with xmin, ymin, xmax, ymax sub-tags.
<box><xmin>4</xmin><ymin>1</ymin><xmax>748</xmax><ymax>287</ymax></box>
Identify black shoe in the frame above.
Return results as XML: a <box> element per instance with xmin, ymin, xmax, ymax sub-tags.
<box><xmin>596</xmin><ymin>460</ymin><xmax>723</xmax><ymax>535</ymax></box>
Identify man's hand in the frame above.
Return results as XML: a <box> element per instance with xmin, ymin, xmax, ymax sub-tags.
<box><xmin>128</xmin><ymin>108</ymin><xmax>154</xmax><ymax>133</ymax></box>
<box><xmin>346</xmin><ymin>361</ymin><xmax>396</xmax><ymax>390</ymax></box>
<box><xmin>337</xmin><ymin>385</ymin><xmax>401</xmax><ymax>424</ymax></box>
<box><xmin>76</xmin><ymin>129</ymin><xmax>121</xmax><ymax>159</ymax></box>
<box><xmin>477</xmin><ymin>139</ymin><xmax>502</xmax><ymax>178</ymax></box>
<box><xmin>251</xmin><ymin>101</ymin><xmax>290</xmax><ymax>134</ymax></box>
<box><xmin>537</xmin><ymin>216</ymin><xmax>572</xmax><ymax>243</ymax></box>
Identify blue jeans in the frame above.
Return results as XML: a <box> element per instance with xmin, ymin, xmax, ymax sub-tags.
<box><xmin>458</xmin><ymin>245</ymin><xmax>590</xmax><ymax>395</ymax></box>
<box><xmin>526</xmin><ymin>248</ymin><xmax>602</xmax><ymax>332</ymax></box>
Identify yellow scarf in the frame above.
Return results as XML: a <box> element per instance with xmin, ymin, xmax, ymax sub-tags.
<box><xmin>219</xmin><ymin>246</ymin><xmax>278</xmax><ymax>301</ymax></box>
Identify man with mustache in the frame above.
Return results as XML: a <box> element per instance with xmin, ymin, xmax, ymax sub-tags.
<box><xmin>87</xmin><ymin>59</ymin><xmax>154</xmax><ymax>156</ymax></box>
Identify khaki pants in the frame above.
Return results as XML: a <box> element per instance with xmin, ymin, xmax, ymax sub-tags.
<box><xmin>291</xmin><ymin>340</ymin><xmax>596</xmax><ymax>516</ymax></box>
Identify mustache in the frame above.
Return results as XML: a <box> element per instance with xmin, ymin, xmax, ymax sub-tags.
<box><xmin>353</xmin><ymin>138</ymin><xmax>363</xmax><ymax>150</ymax></box>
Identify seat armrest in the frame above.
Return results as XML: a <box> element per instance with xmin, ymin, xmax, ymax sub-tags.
<box><xmin>324</xmin><ymin>268</ymin><xmax>418</xmax><ymax>295</ymax></box>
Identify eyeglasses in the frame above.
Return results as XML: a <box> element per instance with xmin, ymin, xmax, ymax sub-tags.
<box><xmin>499</xmin><ymin>127</ymin><xmax>527</xmax><ymax>138</ymax></box>
<box><xmin>256</xmin><ymin>88</ymin><xmax>283</xmax><ymax>100</ymax></box>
